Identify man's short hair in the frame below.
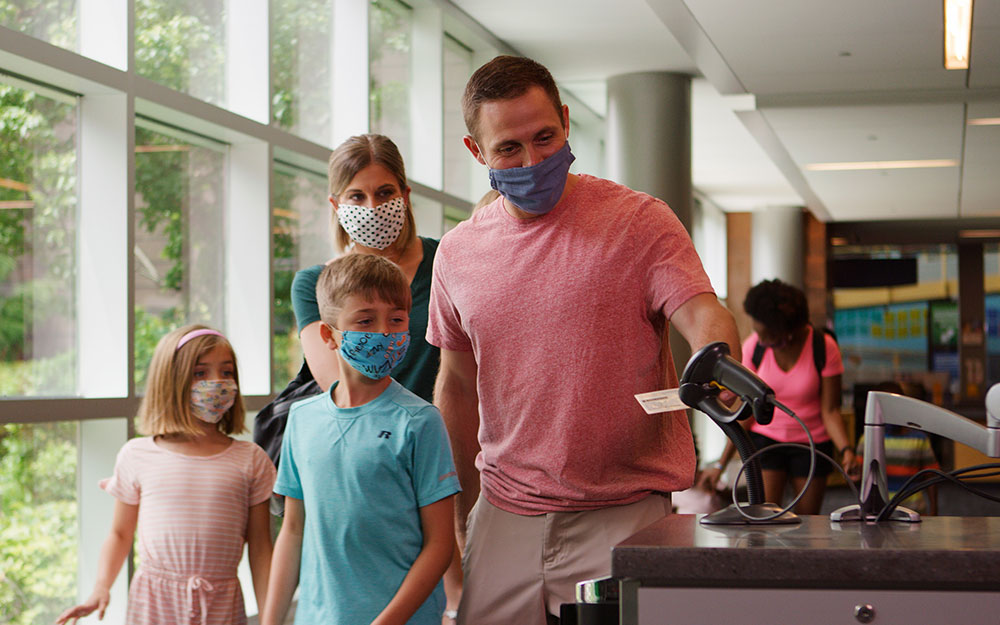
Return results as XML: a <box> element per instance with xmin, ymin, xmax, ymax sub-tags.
<box><xmin>462</xmin><ymin>55</ymin><xmax>563</xmax><ymax>140</ymax></box>
<box><xmin>316</xmin><ymin>254</ymin><xmax>412</xmax><ymax>327</ymax></box>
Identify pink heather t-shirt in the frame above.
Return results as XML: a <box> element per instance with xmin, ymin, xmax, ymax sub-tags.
<box><xmin>744</xmin><ymin>327</ymin><xmax>844</xmax><ymax>444</ymax></box>
<box><xmin>427</xmin><ymin>174</ymin><xmax>714</xmax><ymax>514</ymax></box>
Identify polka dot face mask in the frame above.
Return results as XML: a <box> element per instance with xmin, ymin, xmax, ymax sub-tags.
<box><xmin>336</xmin><ymin>196</ymin><xmax>407</xmax><ymax>250</ymax></box>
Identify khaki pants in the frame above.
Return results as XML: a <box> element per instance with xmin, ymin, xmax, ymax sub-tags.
<box><xmin>457</xmin><ymin>493</ymin><xmax>671</xmax><ymax>625</ymax></box>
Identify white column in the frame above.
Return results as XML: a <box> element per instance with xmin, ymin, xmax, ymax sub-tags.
<box><xmin>409</xmin><ymin>3</ymin><xmax>443</xmax><ymax>189</ymax></box>
<box><xmin>332</xmin><ymin>0</ymin><xmax>369</xmax><ymax>146</ymax></box>
<box><xmin>78</xmin><ymin>93</ymin><xmax>129</xmax><ymax>398</ymax></box>
<box><xmin>751</xmin><ymin>205</ymin><xmax>804</xmax><ymax>289</ymax></box>
<box><xmin>78</xmin><ymin>0</ymin><xmax>128</xmax><ymax>70</ymax></box>
<box><xmin>226</xmin><ymin>142</ymin><xmax>271</xmax><ymax>395</ymax></box>
<box><xmin>77</xmin><ymin>418</ymin><xmax>129</xmax><ymax>625</ymax></box>
<box><xmin>226</xmin><ymin>0</ymin><xmax>269</xmax><ymax>123</ymax></box>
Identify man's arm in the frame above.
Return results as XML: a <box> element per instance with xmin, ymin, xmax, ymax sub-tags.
<box><xmin>433</xmin><ymin>348</ymin><xmax>481</xmax><ymax>548</ymax></box>
<box><xmin>669</xmin><ymin>292</ymin><xmax>742</xmax><ymax>362</ymax></box>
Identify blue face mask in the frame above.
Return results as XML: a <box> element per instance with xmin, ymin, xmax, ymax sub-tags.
<box><xmin>336</xmin><ymin>329</ymin><xmax>410</xmax><ymax>380</ymax></box>
<box><xmin>487</xmin><ymin>141</ymin><xmax>575</xmax><ymax>215</ymax></box>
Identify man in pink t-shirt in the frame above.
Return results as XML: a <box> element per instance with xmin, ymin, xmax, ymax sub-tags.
<box><xmin>427</xmin><ymin>55</ymin><xmax>742</xmax><ymax>625</ymax></box>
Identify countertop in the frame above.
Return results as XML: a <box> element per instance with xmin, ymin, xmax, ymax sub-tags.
<box><xmin>612</xmin><ymin>514</ymin><xmax>1000</xmax><ymax>591</ymax></box>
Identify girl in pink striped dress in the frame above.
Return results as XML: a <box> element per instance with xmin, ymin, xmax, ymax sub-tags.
<box><xmin>56</xmin><ymin>325</ymin><xmax>276</xmax><ymax>625</ymax></box>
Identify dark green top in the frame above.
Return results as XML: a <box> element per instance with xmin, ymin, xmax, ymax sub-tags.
<box><xmin>290</xmin><ymin>237</ymin><xmax>440</xmax><ymax>402</ymax></box>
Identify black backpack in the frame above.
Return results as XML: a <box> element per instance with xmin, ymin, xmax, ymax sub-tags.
<box><xmin>751</xmin><ymin>325</ymin><xmax>837</xmax><ymax>380</ymax></box>
<box><xmin>253</xmin><ymin>359</ymin><xmax>322</xmax><ymax>515</ymax></box>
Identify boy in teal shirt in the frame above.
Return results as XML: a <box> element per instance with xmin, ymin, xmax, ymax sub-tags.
<box><xmin>263</xmin><ymin>254</ymin><xmax>460</xmax><ymax>625</ymax></box>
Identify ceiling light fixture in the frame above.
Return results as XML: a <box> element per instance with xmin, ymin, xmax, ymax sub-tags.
<box><xmin>968</xmin><ymin>117</ymin><xmax>1000</xmax><ymax>126</ymax></box>
<box><xmin>944</xmin><ymin>0</ymin><xmax>974</xmax><ymax>70</ymax></box>
<box><xmin>804</xmin><ymin>159</ymin><xmax>959</xmax><ymax>171</ymax></box>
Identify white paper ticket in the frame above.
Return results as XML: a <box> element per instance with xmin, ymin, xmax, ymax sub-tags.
<box><xmin>634</xmin><ymin>388</ymin><xmax>687</xmax><ymax>414</ymax></box>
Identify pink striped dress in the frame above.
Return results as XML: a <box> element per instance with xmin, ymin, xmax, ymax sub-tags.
<box><xmin>101</xmin><ymin>436</ymin><xmax>276</xmax><ymax>625</ymax></box>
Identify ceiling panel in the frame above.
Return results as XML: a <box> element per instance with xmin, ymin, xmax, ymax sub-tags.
<box><xmin>762</xmin><ymin>104</ymin><xmax>966</xmax><ymax>165</ymax></box>
<box><xmin>805</xmin><ymin>167</ymin><xmax>961</xmax><ymax>221</ymax></box>
<box><xmin>763</xmin><ymin>103</ymin><xmax>965</xmax><ymax>220</ymax></box>
<box><xmin>960</xmin><ymin>101</ymin><xmax>1000</xmax><ymax>217</ymax></box>
<box><xmin>970</xmin><ymin>0</ymin><xmax>1000</xmax><ymax>88</ymax></box>
<box><xmin>450</xmin><ymin>0</ymin><xmax>695</xmax><ymax>81</ymax></box>
<box><xmin>684</xmin><ymin>0</ymin><xmax>964</xmax><ymax>95</ymax></box>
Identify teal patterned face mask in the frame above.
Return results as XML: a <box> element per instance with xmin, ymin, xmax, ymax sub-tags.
<box><xmin>337</xmin><ymin>330</ymin><xmax>410</xmax><ymax>379</ymax></box>
<box><xmin>190</xmin><ymin>379</ymin><xmax>238</xmax><ymax>423</ymax></box>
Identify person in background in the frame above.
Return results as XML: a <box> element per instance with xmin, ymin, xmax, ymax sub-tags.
<box><xmin>855</xmin><ymin>381</ymin><xmax>940</xmax><ymax>515</ymax></box>
<box><xmin>699</xmin><ymin>279</ymin><xmax>855</xmax><ymax>514</ymax></box>
<box><xmin>57</xmin><ymin>325</ymin><xmax>274</xmax><ymax>625</ymax></box>
<box><xmin>428</xmin><ymin>55</ymin><xmax>741</xmax><ymax>625</ymax></box>
<box><xmin>263</xmin><ymin>254</ymin><xmax>460</xmax><ymax>625</ymax></box>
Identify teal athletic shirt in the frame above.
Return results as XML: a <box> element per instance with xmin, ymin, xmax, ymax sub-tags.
<box><xmin>291</xmin><ymin>237</ymin><xmax>440</xmax><ymax>401</ymax></box>
<box><xmin>274</xmin><ymin>380</ymin><xmax>460</xmax><ymax>625</ymax></box>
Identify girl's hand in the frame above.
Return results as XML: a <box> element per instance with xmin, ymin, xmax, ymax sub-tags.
<box><xmin>696</xmin><ymin>465</ymin><xmax>724</xmax><ymax>493</ymax></box>
<box><xmin>842</xmin><ymin>449</ymin><xmax>861</xmax><ymax>481</ymax></box>
<box><xmin>55</xmin><ymin>589</ymin><xmax>110</xmax><ymax>624</ymax></box>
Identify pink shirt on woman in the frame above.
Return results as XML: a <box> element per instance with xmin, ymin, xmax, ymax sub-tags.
<box><xmin>744</xmin><ymin>327</ymin><xmax>844</xmax><ymax>444</ymax></box>
<box><xmin>427</xmin><ymin>174</ymin><xmax>714</xmax><ymax>514</ymax></box>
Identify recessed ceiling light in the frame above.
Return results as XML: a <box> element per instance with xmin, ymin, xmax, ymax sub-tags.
<box><xmin>804</xmin><ymin>160</ymin><xmax>959</xmax><ymax>171</ymax></box>
<box><xmin>944</xmin><ymin>0</ymin><xmax>974</xmax><ymax>70</ymax></box>
<box><xmin>968</xmin><ymin>117</ymin><xmax>1000</xmax><ymax>126</ymax></box>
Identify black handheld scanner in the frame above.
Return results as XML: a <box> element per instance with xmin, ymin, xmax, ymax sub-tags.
<box><xmin>679</xmin><ymin>342</ymin><xmax>775</xmax><ymax>425</ymax></box>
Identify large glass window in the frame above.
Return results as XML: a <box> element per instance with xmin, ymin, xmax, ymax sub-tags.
<box><xmin>271</xmin><ymin>0</ymin><xmax>333</xmax><ymax>143</ymax></box>
<box><xmin>369</xmin><ymin>0</ymin><xmax>411</xmax><ymax>163</ymax></box>
<box><xmin>0</xmin><ymin>421</ymin><xmax>78</xmax><ymax>625</ymax></box>
<box><xmin>0</xmin><ymin>0</ymin><xmax>76</xmax><ymax>51</ymax></box>
<box><xmin>133</xmin><ymin>120</ymin><xmax>226</xmax><ymax>390</ymax></box>
<box><xmin>442</xmin><ymin>33</ymin><xmax>472</xmax><ymax>201</ymax></box>
<box><xmin>0</xmin><ymin>79</ymin><xmax>77</xmax><ymax>397</ymax></box>
<box><xmin>272</xmin><ymin>162</ymin><xmax>330</xmax><ymax>389</ymax></box>
<box><xmin>3</xmin><ymin>2</ymin><xmax>480</xmax><ymax>618</ymax></box>
<box><xmin>135</xmin><ymin>0</ymin><xmax>226</xmax><ymax>106</ymax></box>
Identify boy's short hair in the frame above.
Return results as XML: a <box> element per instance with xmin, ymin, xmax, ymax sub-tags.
<box><xmin>317</xmin><ymin>254</ymin><xmax>412</xmax><ymax>326</ymax></box>
<box><xmin>462</xmin><ymin>55</ymin><xmax>563</xmax><ymax>141</ymax></box>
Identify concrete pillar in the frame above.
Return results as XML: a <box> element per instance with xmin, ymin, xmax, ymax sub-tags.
<box><xmin>606</xmin><ymin>72</ymin><xmax>692</xmax><ymax>228</ymax></box>
<box><xmin>606</xmin><ymin>71</ymin><xmax>697</xmax><ymax>402</ymax></box>
<box><xmin>751</xmin><ymin>206</ymin><xmax>804</xmax><ymax>289</ymax></box>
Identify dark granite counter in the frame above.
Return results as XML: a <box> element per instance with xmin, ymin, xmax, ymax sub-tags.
<box><xmin>612</xmin><ymin>514</ymin><xmax>1000</xmax><ymax>591</ymax></box>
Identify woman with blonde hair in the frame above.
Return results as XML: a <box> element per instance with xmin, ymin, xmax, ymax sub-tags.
<box><xmin>291</xmin><ymin>133</ymin><xmax>440</xmax><ymax>400</ymax></box>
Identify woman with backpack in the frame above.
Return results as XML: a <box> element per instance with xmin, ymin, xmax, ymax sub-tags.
<box><xmin>698</xmin><ymin>279</ymin><xmax>856</xmax><ymax>515</ymax></box>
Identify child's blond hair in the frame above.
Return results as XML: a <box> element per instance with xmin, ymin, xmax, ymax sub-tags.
<box><xmin>316</xmin><ymin>254</ymin><xmax>412</xmax><ymax>327</ymax></box>
<box><xmin>138</xmin><ymin>324</ymin><xmax>246</xmax><ymax>437</ymax></box>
